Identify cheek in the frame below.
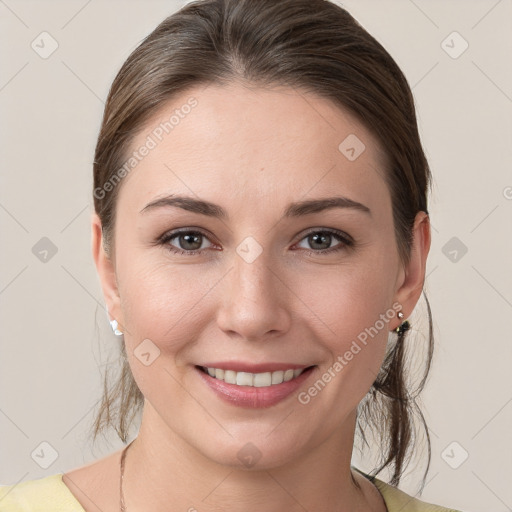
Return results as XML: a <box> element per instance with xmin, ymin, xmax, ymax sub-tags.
<box><xmin>117</xmin><ymin>251</ymin><xmax>221</xmax><ymax>354</ymax></box>
<box><xmin>117</xmin><ymin>259</ymin><xmax>220</xmax><ymax>400</ymax></box>
<box><xmin>292</xmin><ymin>264</ymin><xmax>396</xmax><ymax>417</ymax></box>
<box><xmin>296</xmin><ymin>251</ymin><xmax>396</xmax><ymax>375</ymax></box>
<box><xmin>303</xmin><ymin>251</ymin><xmax>396</xmax><ymax>333</ymax></box>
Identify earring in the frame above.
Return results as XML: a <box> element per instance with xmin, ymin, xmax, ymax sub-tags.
<box><xmin>106</xmin><ymin>307</ymin><xmax>123</xmax><ymax>336</ymax></box>
<box><xmin>110</xmin><ymin>319</ymin><xmax>123</xmax><ymax>336</ymax></box>
<box><xmin>395</xmin><ymin>310</ymin><xmax>410</xmax><ymax>336</ymax></box>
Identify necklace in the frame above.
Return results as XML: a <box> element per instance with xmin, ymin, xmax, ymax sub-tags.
<box><xmin>119</xmin><ymin>440</ymin><xmax>135</xmax><ymax>511</ymax></box>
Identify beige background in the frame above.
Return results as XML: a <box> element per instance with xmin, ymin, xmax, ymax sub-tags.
<box><xmin>1</xmin><ymin>1</ymin><xmax>511</xmax><ymax>511</ymax></box>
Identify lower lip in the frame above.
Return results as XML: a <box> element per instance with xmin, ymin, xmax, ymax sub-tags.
<box><xmin>195</xmin><ymin>366</ymin><xmax>316</xmax><ymax>408</ymax></box>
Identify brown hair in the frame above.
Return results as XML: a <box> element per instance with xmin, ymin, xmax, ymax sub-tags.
<box><xmin>90</xmin><ymin>0</ymin><xmax>434</xmax><ymax>491</ymax></box>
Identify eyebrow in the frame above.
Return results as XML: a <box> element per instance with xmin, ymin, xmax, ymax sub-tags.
<box><xmin>140</xmin><ymin>194</ymin><xmax>371</xmax><ymax>218</ymax></box>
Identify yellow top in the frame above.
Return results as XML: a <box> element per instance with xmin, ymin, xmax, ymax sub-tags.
<box><xmin>0</xmin><ymin>471</ymin><xmax>463</xmax><ymax>511</ymax></box>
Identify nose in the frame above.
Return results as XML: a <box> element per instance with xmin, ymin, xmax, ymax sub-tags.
<box><xmin>216</xmin><ymin>251</ymin><xmax>292</xmax><ymax>342</ymax></box>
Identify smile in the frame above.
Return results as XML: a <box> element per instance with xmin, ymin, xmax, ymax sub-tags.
<box><xmin>195</xmin><ymin>363</ymin><xmax>317</xmax><ymax>408</ymax></box>
<box><xmin>199</xmin><ymin>366</ymin><xmax>308</xmax><ymax>387</ymax></box>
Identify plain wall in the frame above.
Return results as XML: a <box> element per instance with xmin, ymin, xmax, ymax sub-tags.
<box><xmin>1</xmin><ymin>1</ymin><xmax>511</xmax><ymax>511</ymax></box>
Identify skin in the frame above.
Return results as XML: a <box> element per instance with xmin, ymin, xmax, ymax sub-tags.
<box><xmin>64</xmin><ymin>82</ymin><xmax>430</xmax><ymax>511</ymax></box>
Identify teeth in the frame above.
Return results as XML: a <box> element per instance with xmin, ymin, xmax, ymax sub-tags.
<box><xmin>236</xmin><ymin>372</ymin><xmax>253</xmax><ymax>386</ymax></box>
<box><xmin>271</xmin><ymin>371</ymin><xmax>284</xmax><ymax>384</ymax></box>
<box><xmin>283</xmin><ymin>369</ymin><xmax>294</xmax><ymax>382</ymax></box>
<box><xmin>224</xmin><ymin>370</ymin><xmax>236</xmax><ymax>384</ymax></box>
<box><xmin>202</xmin><ymin>366</ymin><xmax>307</xmax><ymax>387</ymax></box>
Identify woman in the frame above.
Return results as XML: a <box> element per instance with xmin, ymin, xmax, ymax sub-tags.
<box><xmin>0</xmin><ymin>0</ymin><xmax>464</xmax><ymax>510</ymax></box>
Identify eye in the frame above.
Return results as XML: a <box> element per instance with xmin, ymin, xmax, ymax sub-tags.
<box><xmin>158</xmin><ymin>227</ymin><xmax>353</xmax><ymax>257</ymax></box>
<box><xmin>294</xmin><ymin>228</ymin><xmax>353</xmax><ymax>255</ymax></box>
<box><xmin>159</xmin><ymin>229</ymin><xmax>215</xmax><ymax>255</ymax></box>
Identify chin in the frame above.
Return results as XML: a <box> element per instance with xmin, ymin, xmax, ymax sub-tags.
<box><xmin>192</xmin><ymin>429</ymin><xmax>310</xmax><ymax>471</ymax></box>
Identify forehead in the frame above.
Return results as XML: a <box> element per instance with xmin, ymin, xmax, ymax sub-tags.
<box><xmin>117</xmin><ymin>82</ymin><xmax>390</xmax><ymax>219</ymax></box>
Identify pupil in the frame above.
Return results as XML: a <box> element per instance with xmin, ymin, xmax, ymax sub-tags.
<box><xmin>310</xmin><ymin>233</ymin><xmax>330</xmax><ymax>250</ymax></box>
<box><xmin>182</xmin><ymin>233</ymin><xmax>201</xmax><ymax>250</ymax></box>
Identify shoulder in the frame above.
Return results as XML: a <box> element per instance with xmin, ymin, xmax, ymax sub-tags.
<box><xmin>372</xmin><ymin>476</ymin><xmax>464</xmax><ymax>512</ymax></box>
<box><xmin>0</xmin><ymin>450</ymin><xmax>122</xmax><ymax>511</ymax></box>
<box><xmin>0</xmin><ymin>474</ymin><xmax>85</xmax><ymax>511</ymax></box>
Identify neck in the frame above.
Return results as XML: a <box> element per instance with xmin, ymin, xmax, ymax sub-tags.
<box><xmin>120</xmin><ymin>403</ymin><xmax>380</xmax><ymax>512</ymax></box>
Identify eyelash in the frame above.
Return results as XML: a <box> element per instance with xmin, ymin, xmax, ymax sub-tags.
<box><xmin>158</xmin><ymin>227</ymin><xmax>354</xmax><ymax>257</ymax></box>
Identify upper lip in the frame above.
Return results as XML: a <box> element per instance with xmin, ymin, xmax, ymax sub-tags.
<box><xmin>197</xmin><ymin>362</ymin><xmax>314</xmax><ymax>373</ymax></box>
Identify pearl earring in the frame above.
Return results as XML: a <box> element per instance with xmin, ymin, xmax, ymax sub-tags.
<box><xmin>106</xmin><ymin>307</ymin><xmax>123</xmax><ymax>336</ymax></box>
<box><xmin>110</xmin><ymin>319</ymin><xmax>123</xmax><ymax>336</ymax></box>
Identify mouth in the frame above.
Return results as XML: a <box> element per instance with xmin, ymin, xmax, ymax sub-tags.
<box><xmin>194</xmin><ymin>364</ymin><xmax>317</xmax><ymax>408</ymax></box>
<box><xmin>196</xmin><ymin>365</ymin><xmax>314</xmax><ymax>387</ymax></box>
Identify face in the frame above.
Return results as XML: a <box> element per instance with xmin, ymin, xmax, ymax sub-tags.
<box><xmin>93</xmin><ymin>82</ymin><xmax>428</xmax><ymax>469</ymax></box>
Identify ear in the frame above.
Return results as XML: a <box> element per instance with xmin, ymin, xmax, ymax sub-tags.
<box><xmin>392</xmin><ymin>211</ymin><xmax>431</xmax><ymax>330</ymax></box>
<box><xmin>91</xmin><ymin>212</ymin><xmax>124</xmax><ymax>332</ymax></box>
